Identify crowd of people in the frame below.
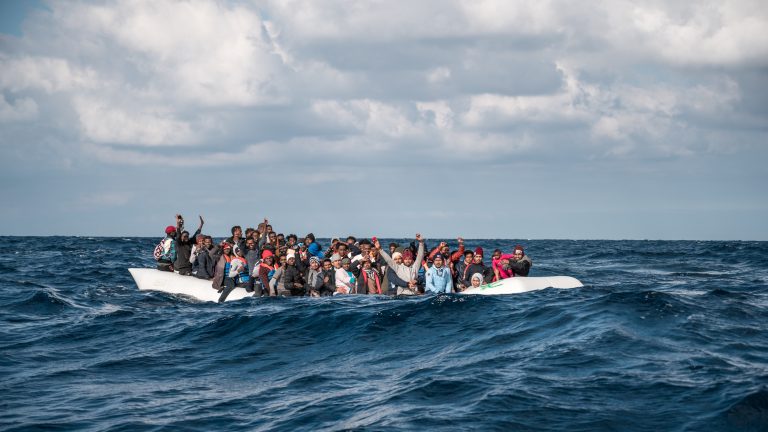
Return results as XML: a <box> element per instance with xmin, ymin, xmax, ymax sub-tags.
<box><xmin>153</xmin><ymin>215</ymin><xmax>532</xmax><ymax>302</ymax></box>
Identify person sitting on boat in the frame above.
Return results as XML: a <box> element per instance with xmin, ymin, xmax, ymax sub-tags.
<box><xmin>425</xmin><ymin>253</ymin><xmax>453</xmax><ymax>294</ymax></box>
<box><xmin>155</xmin><ymin>217</ymin><xmax>181</xmax><ymax>272</ymax></box>
<box><xmin>244</xmin><ymin>237</ymin><xmax>260</xmax><ymax>273</ymax></box>
<box><xmin>256</xmin><ymin>249</ymin><xmax>277</xmax><ymax>296</ymax></box>
<box><xmin>216</xmin><ymin>246</ymin><xmax>251</xmax><ymax>302</ymax></box>
<box><xmin>375</xmin><ymin>234</ymin><xmax>425</xmax><ymax>296</ymax></box>
<box><xmin>282</xmin><ymin>250</ymin><xmax>306</xmax><ymax>296</ymax></box>
<box><xmin>454</xmin><ymin>250</ymin><xmax>474</xmax><ymax>292</ymax></box>
<box><xmin>305</xmin><ymin>257</ymin><xmax>324</xmax><ymax>297</ymax></box>
<box><xmin>357</xmin><ymin>257</ymin><xmax>382</xmax><ymax>295</ymax></box>
<box><xmin>470</xmin><ymin>273</ymin><xmax>484</xmax><ymax>289</ymax></box>
<box><xmin>427</xmin><ymin>237</ymin><xmax>465</xmax><ymax>272</ymax></box>
<box><xmin>320</xmin><ymin>258</ymin><xmax>336</xmax><ymax>296</ymax></box>
<box><xmin>462</xmin><ymin>247</ymin><xmax>493</xmax><ymax>287</ymax></box>
<box><xmin>212</xmin><ymin>242</ymin><xmax>233</xmax><ymax>294</ymax></box>
<box><xmin>192</xmin><ymin>236</ymin><xmax>216</xmax><ymax>280</ymax></box>
<box><xmin>335</xmin><ymin>257</ymin><xmax>356</xmax><ymax>295</ymax></box>
<box><xmin>502</xmin><ymin>245</ymin><xmax>532</xmax><ymax>277</ymax></box>
<box><xmin>493</xmin><ymin>253</ymin><xmax>515</xmax><ymax>281</ymax></box>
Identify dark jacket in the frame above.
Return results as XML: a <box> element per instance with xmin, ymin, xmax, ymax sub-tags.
<box><xmin>320</xmin><ymin>269</ymin><xmax>336</xmax><ymax>296</ymax></box>
<box><xmin>464</xmin><ymin>263</ymin><xmax>493</xmax><ymax>286</ymax></box>
<box><xmin>225</xmin><ymin>236</ymin><xmax>246</xmax><ymax>254</ymax></box>
<box><xmin>283</xmin><ymin>264</ymin><xmax>305</xmax><ymax>296</ymax></box>
<box><xmin>305</xmin><ymin>268</ymin><xmax>324</xmax><ymax>295</ymax></box>
<box><xmin>505</xmin><ymin>256</ymin><xmax>532</xmax><ymax>276</ymax></box>
<box><xmin>194</xmin><ymin>247</ymin><xmax>216</xmax><ymax>280</ymax></box>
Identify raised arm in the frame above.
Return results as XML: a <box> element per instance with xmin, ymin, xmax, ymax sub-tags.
<box><xmin>374</xmin><ymin>239</ymin><xmax>395</xmax><ymax>267</ymax></box>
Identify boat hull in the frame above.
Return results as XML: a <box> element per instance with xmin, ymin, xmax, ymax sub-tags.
<box><xmin>128</xmin><ymin>268</ymin><xmax>253</xmax><ymax>302</ymax></box>
<box><xmin>459</xmin><ymin>276</ymin><xmax>583</xmax><ymax>295</ymax></box>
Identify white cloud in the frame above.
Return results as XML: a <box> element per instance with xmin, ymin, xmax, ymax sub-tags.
<box><xmin>73</xmin><ymin>97</ymin><xmax>198</xmax><ymax>146</ymax></box>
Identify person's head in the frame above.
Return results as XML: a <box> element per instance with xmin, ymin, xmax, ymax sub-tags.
<box><xmin>221</xmin><ymin>242</ymin><xmax>232</xmax><ymax>255</ymax></box>
<box><xmin>246</xmin><ymin>238</ymin><xmax>256</xmax><ymax>250</ymax></box>
<box><xmin>341</xmin><ymin>257</ymin><xmax>351</xmax><ymax>270</ymax></box>
<box><xmin>464</xmin><ymin>250</ymin><xmax>474</xmax><ymax>264</ymax></box>
<box><xmin>359</xmin><ymin>239</ymin><xmax>372</xmax><ymax>254</ymax></box>
<box><xmin>180</xmin><ymin>230</ymin><xmax>190</xmax><ymax>243</ymax></box>
<box><xmin>322</xmin><ymin>258</ymin><xmax>332</xmax><ymax>270</ymax></box>
<box><xmin>266</xmin><ymin>224</ymin><xmax>273</xmax><ymax>233</ymax></box>
<box><xmin>268</xmin><ymin>232</ymin><xmax>277</xmax><ymax>242</ymax></box>
<box><xmin>279</xmin><ymin>255</ymin><xmax>287</xmax><ymax>266</ymax></box>
<box><xmin>389</xmin><ymin>243</ymin><xmax>398</xmax><ymax>254</ymax></box>
<box><xmin>513</xmin><ymin>245</ymin><xmax>525</xmax><ymax>260</ymax></box>
<box><xmin>492</xmin><ymin>249</ymin><xmax>502</xmax><ymax>260</ymax></box>
<box><xmin>287</xmin><ymin>234</ymin><xmax>298</xmax><ymax>246</ymax></box>
<box><xmin>277</xmin><ymin>233</ymin><xmax>285</xmax><ymax>243</ymax></box>
<box><xmin>309</xmin><ymin>257</ymin><xmax>320</xmax><ymax>270</ymax></box>
<box><xmin>203</xmin><ymin>236</ymin><xmax>213</xmax><ymax>248</ymax></box>
<box><xmin>196</xmin><ymin>233</ymin><xmax>205</xmax><ymax>246</ymax></box>
<box><xmin>286</xmin><ymin>254</ymin><xmax>296</xmax><ymax>266</ymax></box>
<box><xmin>231</xmin><ymin>225</ymin><xmax>242</xmax><ymax>238</ymax></box>
<box><xmin>471</xmin><ymin>273</ymin><xmax>483</xmax><ymax>287</ymax></box>
<box><xmin>245</xmin><ymin>228</ymin><xmax>255</xmax><ymax>238</ymax></box>
<box><xmin>473</xmin><ymin>247</ymin><xmax>484</xmax><ymax>264</ymax></box>
<box><xmin>433</xmin><ymin>254</ymin><xmax>444</xmax><ymax>268</ymax></box>
<box><xmin>331</xmin><ymin>254</ymin><xmax>342</xmax><ymax>268</ymax></box>
<box><xmin>304</xmin><ymin>233</ymin><xmax>315</xmax><ymax>245</ymax></box>
<box><xmin>438</xmin><ymin>242</ymin><xmax>450</xmax><ymax>255</ymax></box>
<box><xmin>337</xmin><ymin>243</ymin><xmax>348</xmax><ymax>254</ymax></box>
<box><xmin>392</xmin><ymin>251</ymin><xmax>403</xmax><ymax>265</ymax></box>
<box><xmin>402</xmin><ymin>249</ymin><xmax>414</xmax><ymax>267</ymax></box>
<box><xmin>346</xmin><ymin>236</ymin><xmax>356</xmax><ymax>245</ymax></box>
<box><xmin>165</xmin><ymin>225</ymin><xmax>177</xmax><ymax>238</ymax></box>
<box><xmin>235</xmin><ymin>247</ymin><xmax>245</xmax><ymax>257</ymax></box>
<box><xmin>362</xmin><ymin>258</ymin><xmax>372</xmax><ymax>270</ymax></box>
<box><xmin>261</xmin><ymin>249</ymin><xmax>274</xmax><ymax>264</ymax></box>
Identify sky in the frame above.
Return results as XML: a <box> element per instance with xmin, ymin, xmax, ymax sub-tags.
<box><xmin>0</xmin><ymin>1</ymin><xmax>766</xmax><ymax>240</ymax></box>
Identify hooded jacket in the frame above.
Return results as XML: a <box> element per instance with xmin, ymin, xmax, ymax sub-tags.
<box><xmin>379</xmin><ymin>242</ymin><xmax>425</xmax><ymax>295</ymax></box>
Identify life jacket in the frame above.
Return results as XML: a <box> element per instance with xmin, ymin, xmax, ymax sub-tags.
<box><xmin>260</xmin><ymin>261</ymin><xmax>276</xmax><ymax>281</ymax></box>
<box><xmin>230</xmin><ymin>257</ymin><xmax>250</xmax><ymax>284</ymax></box>
<box><xmin>495</xmin><ymin>254</ymin><xmax>515</xmax><ymax>279</ymax></box>
<box><xmin>360</xmin><ymin>269</ymin><xmax>382</xmax><ymax>294</ymax></box>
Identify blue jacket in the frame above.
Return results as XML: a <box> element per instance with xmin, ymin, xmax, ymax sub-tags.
<box><xmin>426</xmin><ymin>265</ymin><xmax>453</xmax><ymax>294</ymax></box>
<box><xmin>307</xmin><ymin>242</ymin><xmax>324</xmax><ymax>259</ymax></box>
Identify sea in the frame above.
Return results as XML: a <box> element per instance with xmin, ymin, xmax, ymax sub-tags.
<box><xmin>1</xmin><ymin>237</ymin><xmax>767</xmax><ymax>431</ymax></box>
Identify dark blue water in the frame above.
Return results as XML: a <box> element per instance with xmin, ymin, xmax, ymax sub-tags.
<box><xmin>1</xmin><ymin>237</ymin><xmax>767</xmax><ymax>431</ymax></box>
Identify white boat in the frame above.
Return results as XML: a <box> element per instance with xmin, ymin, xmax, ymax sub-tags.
<box><xmin>459</xmin><ymin>276</ymin><xmax>583</xmax><ymax>295</ymax></box>
<box><xmin>128</xmin><ymin>268</ymin><xmax>253</xmax><ymax>302</ymax></box>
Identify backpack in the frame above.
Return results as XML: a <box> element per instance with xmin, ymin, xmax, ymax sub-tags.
<box><xmin>153</xmin><ymin>239</ymin><xmax>164</xmax><ymax>261</ymax></box>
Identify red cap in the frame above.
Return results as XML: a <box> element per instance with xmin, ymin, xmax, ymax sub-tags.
<box><xmin>261</xmin><ymin>249</ymin><xmax>274</xmax><ymax>259</ymax></box>
<box><xmin>514</xmin><ymin>245</ymin><xmax>524</xmax><ymax>254</ymax></box>
<box><xmin>402</xmin><ymin>249</ymin><xmax>414</xmax><ymax>260</ymax></box>
<box><xmin>475</xmin><ymin>247</ymin><xmax>484</xmax><ymax>256</ymax></box>
<box><xmin>165</xmin><ymin>225</ymin><xmax>176</xmax><ymax>235</ymax></box>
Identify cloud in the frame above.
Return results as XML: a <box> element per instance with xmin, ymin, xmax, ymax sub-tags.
<box><xmin>0</xmin><ymin>94</ymin><xmax>37</xmax><ymax>121</ymax></box>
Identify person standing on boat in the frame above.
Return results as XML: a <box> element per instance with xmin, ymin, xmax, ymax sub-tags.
<box><xmin>503</xmin><ymin>245</ymin><xmax>532</xmax><ymax>277</ymax></box>
<box><xmin>174</xmin><ymin>215</ymin><xmax>204</xmax><ymax>276</ymax></box>
<box><xmin>193</xmin><ymin>236</ymin><xmax>216</xmax><ymax>280</ymax></box>
<box><xmin>217</xmin><ymin>246</ymin><xmax>251</xmax><ymax>302</ymax></box>
<box><xmin>320</xmin><ymin>258</ymin><xmax>336</xmax><ymax>296</ymax></box>
<box><xmin>212</xmin><ymin>242</ymin><xmax>233</xmax><ymax>293</ymax></box>
<box><xmin>226</xmin><ymin>225</ymin><xmax>246</xmax><ymax>254</ymax></box>
<box><xmin>156</xmin><ymin>216</ymin><xmax>182</xmax><ymax>272</ymax></box>
<box><xmin>256</xmin><ymin>249</ymin><xmax>277</xmax><ymax>296</ymax></box>
<box><xmin>375</xmin><ymin>234</ymin><xmax>425</xmax><ymax>296</ymax></box>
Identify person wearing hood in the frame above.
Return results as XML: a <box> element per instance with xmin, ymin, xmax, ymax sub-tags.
<box><xmin>282</xmin><ymin>250</ymin><xmax>306</xmax><ymax>296</ymax></box>
<box><xmin>174</xmin><ymin>215</ymin><xmax>204</xmax><ymax>276</ymax></box>
<box><xmin>375</xmin><ymin>234</ymin><xmax>425</xmax><ymax>296</ymax></box>
<box><xmin>503</xmin><ymin>245</ymin><xmax>532</xmax><ymax>277</ymax></box>
<box><xmin>425</xmin><ymin>253</ymin><xmax>454</xmax><ymax>294</ymax></box>
<box><xmin>305</xmin><ymin>257</ymin><xmax>324</xmax><ymax>297</ymax></box>
<box><xmin>454</xmin><ymin>250</ymin><xmax>474</xmax><ymax>292</ymax></box>
<box><xmin>303</xmin><ymin>233</ymin><xmax>324</xmax><ymax>259</ymax></box>
<box><xmin>470</xmin><ymin>273</ymin><xmax>484</xmax><ymax>289</ymax></box>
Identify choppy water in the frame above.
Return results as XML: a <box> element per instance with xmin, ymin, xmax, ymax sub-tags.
<box><xmin>1</xmin><ymin>237</ymin><xmax>767</xmax><ymax>431</ymax></box>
